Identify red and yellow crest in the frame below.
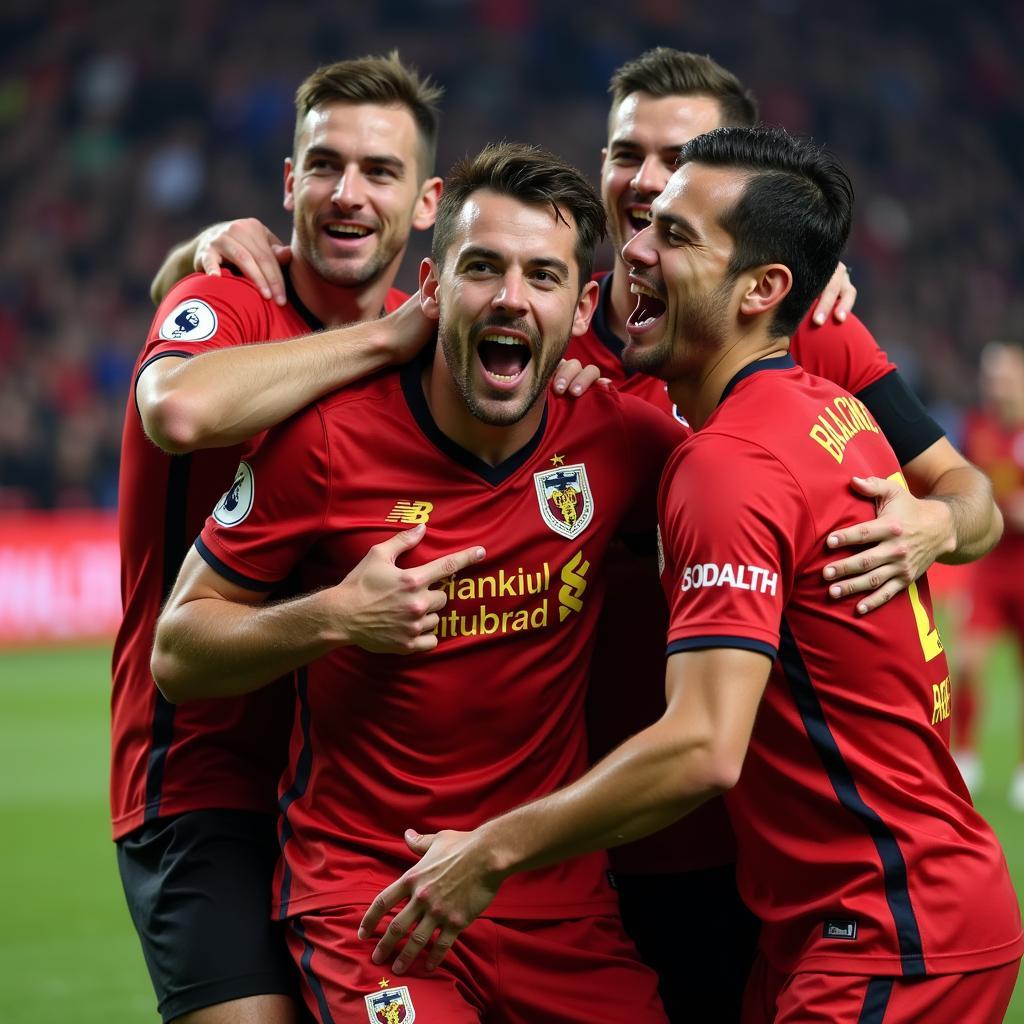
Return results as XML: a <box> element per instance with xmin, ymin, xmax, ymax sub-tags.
<box><xmin>365</xmin><ymin>985</ymin><xmax>415</xmax><ymax>1024</ymax></box>
<box><xmin>533</xmin><ymin>463</ymin><xmax>594</xmax><ymax>539</ymax></box>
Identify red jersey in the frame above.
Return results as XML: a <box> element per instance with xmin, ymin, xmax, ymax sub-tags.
<box><xmin>577</xmin><ymin>272</ymin><xmax>921</xmax><ymax>875</ymax></box>
<box><xmin>110</xmin><ymin>271</ymin><xmax>405</xmax><ymax>839</ymax></box>
<box><xmin>195</xmin><ymin>354</ymin><xmax>681</xmax><ymax>920</ymax></box>
<box><xmin>962</xmin><ymin>407</ymin><xmax>1024</xmax><ymax>555</ymax></box>
<box><xmin>658</xmin><ymin>355</ymin><xmax>1023</xmax><ymax>976</ymax></box>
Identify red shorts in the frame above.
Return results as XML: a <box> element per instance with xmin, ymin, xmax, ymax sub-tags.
<box><xmin>286</xmin><ymin>905</ymin><xmax>667</xmax><ymax>1023</ymax></box>
<box><xmin>741</xmin><ymin>954</ymin><xmax>1020</xmax><ymax>1023</ymax></box>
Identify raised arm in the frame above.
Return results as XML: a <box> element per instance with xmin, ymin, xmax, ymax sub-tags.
<box><xmin>137</xmin><ymin>294</ymin><xmax>432</xmax><ymax>454</ymax></box>
<box><xmin>358</xmin><ymin>646</ymin><xmax>769</xmax><ymax>973</ymax></box>
<box><xmin>152</xmin><ymin>526</ymin><xmax>484</xmax><ymax>702</ymax></box>
<box><xmin>150</xmin><ymin>218</ymin><xmax>291</xmax><ymax>306</ymax></box>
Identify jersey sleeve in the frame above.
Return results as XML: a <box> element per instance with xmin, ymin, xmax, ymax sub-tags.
<box><xmin>618</xmin><ymin>392</ymin><xmax>686</xmax><ymax>535</ymax></box>
<box><xmin>790</xmin><ymin>310</ymin><xmax>944</xmax><ymax>465</ymax></box>
<box><xmin>195</xmin><ymin>405</ymin><xmax>331</xmax><ymax>591</ymax></box>
<box><xmin>137</xmin><ymin>272</ymin><xmax>275</xmax><ymax>383</ymax></box>
<box><xmin>658</xmin><ymin>433</ymin><xmax>809</xmax><ymax>659</ymax></box>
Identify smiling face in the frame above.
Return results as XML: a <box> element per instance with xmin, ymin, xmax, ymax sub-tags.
<box><xmin>285</xmin><ymin>101</ymin><xmax>436</xmax><ymax>288</ymax></box>
<box><xmin>422</xmin><ymin>189</ymin><xmax>597</xmax><ymax>427</ymax></box>
<box><xmin>621</xmin><ymin>162</ymin><xmax>751</xmax><ymax>380</ymax></box>
<box><xmin>602</xmin><ymin>91</ymin><xmax>723</xmax><ymax>266</ymax></box>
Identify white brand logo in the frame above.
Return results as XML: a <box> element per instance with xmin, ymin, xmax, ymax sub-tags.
<box><xmin>681</xmin><ymin>562</ymin><xmax>777</xmax><ymax>596</ymax></box>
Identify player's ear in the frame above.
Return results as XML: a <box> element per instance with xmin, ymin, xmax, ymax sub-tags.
<box><xmin>571</xmin><ymin>279</ymin><xmax>600</xmax><ymax>337</ymax></box>
<box><xmin>738</xmin><ymin>264</ymin><xmax>792</xmax><ymax>318</ymax></box>
<box><xmin>419</xmin><ymin>258</ymin><xmax>441</xmax><ymax>321</ymax></box>
<box><xmin>283</xmin><ymin>157</ymin><xmax>295</xmax><ymax>213</ymax></box>
<box><xmin>412</xmin><ymin>178</ymin><xmax>443</xmax><ymax>231</ymax></box>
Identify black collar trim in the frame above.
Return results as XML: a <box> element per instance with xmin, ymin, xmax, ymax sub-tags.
<box><xmin>591</xmin><ymin>271</ymin><xmax>634</xmax><ymax>374</ymax></box>
<box><xmin>399</xmin><ymin>349</ymin><xmax>550</xmax><ymax>486</ymax></box>
<box><xmin>284</xmin><ymin>269</ymin><xmax>325</xmax><ymax>332</ymax></box>
<box><xmin>718</xmin><ymin>354</ymin><xmax>796</xmax><ymax>406</ymax></box>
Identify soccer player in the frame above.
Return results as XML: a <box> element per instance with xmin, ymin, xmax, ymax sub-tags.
<box><xmin>362</xmin><ymin>126</ymin><xmax>1023</xmax><ymax>1024</ymax></box>
<box><xmin>582</xmin><ymin>47</ymin><xmax>1002</xmax><ymax>1020</ymax></box>
<box><xmin>152</xmin><ymin>142</ymin><xmax>681</xmax><ymax>1023</ymax></box>
<box><xmin>954</xmin><ymin>339</ymin><xmax>1024</xmax><ymax>804</ymax></box>
<box><xmin>113</xmin><ymin>54</ymin><xmax>465</xmax><ymax>1024</ymax></box>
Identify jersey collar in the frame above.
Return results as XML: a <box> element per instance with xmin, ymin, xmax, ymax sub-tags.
<box><xmin>718</xmin><ymin>353</ymin><xmax>797</xmax><ymax>406</ymax></box>
<box><xmin>283</xmin><ymin>269</ymin><xmax>326</xmax><ymax>332</ymax></box>
<box><xmin>590</xmin><ymin>272</ymin><xmax>636</xmax><ymax>376</ymax></box>
<box><xmin>400</xmin><ymin>345</ymin><xmax>550</xmax><ymax>486</ymax></box>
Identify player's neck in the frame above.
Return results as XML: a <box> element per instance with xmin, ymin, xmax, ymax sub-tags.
<box><xmin>421</xmin><ymin>350</ymin><xmax>546</xmax><ymax>467</ymax></box>
<box><xmin>667</xmin><ymin>331</ymin><xmax>790</xmax><ymax>430</ymax></box>
<box><xmin>288</xmin><ymin>255</ymin><xmax>397</xmax><ymax>328</ymax></box>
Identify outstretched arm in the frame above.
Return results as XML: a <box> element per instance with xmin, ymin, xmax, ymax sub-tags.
<box><xmin>150</xmin><ymin>218</ymin><xmax>291</xmax><ymax>306</ymax></box>
<box><xmin>358</xmin><ymin>647</ymin><xmax>769</xmax><ymax>973</ymax></box>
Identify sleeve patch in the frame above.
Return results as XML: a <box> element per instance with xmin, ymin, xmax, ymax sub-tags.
<box><xmin>212</xmin><ymin>461</ymin><xmax>254</xmax><ymax>527</ymax></box>
<box><xmin>158</xmin><ymin>299</ymin><xmax>219</xmax><ymax>342</ymax></box>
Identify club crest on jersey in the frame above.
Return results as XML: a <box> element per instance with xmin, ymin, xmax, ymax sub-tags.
<box><xmin>158</xmin><ymin>299</ymin><xmax>218</xmax><ymax>341</ymax></box>
<box><xmin>365</xmin><ymin>985</ymin><xmax>415</xmax><ymax>1023</ymax></box>
<box><xmin>212</xmin><ymin>461</ymin><xmax>254</xmax><ymax>527</ymax></box>
<box><xmin>534</xmin><ymin>463</ymin><xmax>594</xmax><ymax>539</ymax></box>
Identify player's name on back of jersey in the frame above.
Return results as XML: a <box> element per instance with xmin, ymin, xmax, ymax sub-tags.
<box><xmin>435</xmin><ymin>551</ymin><xmax>590</xmax><ymax>639</ymax></box>
<box><xmin>809</xmin><ymin>394</ymin><xmax>881</xmax><ymax>464</ymax></box>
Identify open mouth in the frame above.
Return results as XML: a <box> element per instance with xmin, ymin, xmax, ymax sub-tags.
<box><xmin>627</xmin><ymin>280</ymin><xmax>666</xmax><ymax>331</ymax></box>
<box><xmin>477</xmin><ymin>331</ymin><xmax>532</xmax><ymax>384</ymax></box>
<box><xmin>323</xmin><ymin>222</ymin><xmax>374</xmax><ymax>241</ymax></box>
<box><xmin>626</xmin><ymin>205</ymin><xmax>652</xmax><ymax>233</ymax></box>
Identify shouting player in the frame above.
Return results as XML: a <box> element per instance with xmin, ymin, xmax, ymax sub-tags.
<box><xmin>152</xmin><ymin>143</ymin><xmax>681</xmax><ymax>1023</ymax></box>
<box><xmin>362</xmin><ymin>126</ymin><xmax>1022</xmax><ymax>1024</ymax></box>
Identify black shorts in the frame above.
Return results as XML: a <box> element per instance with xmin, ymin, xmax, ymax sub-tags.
<box><xmin>117</xmin><ymin>808</ymin><xmax>301</xmax><ymax>1023</ymax></box>
<box><xmin>612</xmin><ymin>863</ymin><xmax>761</xmax><ymax>1024</ymax></box>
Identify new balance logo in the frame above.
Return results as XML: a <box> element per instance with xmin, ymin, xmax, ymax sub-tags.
<box><xmin>386</xmin><ymin>500</ymin><xmax>433</xmax><ymax>525</ymax></box>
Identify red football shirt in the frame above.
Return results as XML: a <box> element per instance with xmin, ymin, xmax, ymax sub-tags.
<box><xmin>110</xmin><ymin>271</ymin><xmax>405</xmax><ymax>839</ymax></box>
<box><xmin>658</xmin><ymin>355</ymin><xmax>1023</xmax><ymax>976</ymax></box>
<box><xmin>196</xmin><ymin>355</ymin><xmax>682</xmax><ymax>920</ymax></box>
<box><xmin>962</xmin><ymin>408</ymin><xmax>1024</xmax><ymax>555</ymax></box>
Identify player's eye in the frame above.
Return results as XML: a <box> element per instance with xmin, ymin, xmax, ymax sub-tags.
<box><xmin>610</xmin><ymin>150</ymin><xmax>641</xmax><ymax>166</ymax></box>
<box><xmin>531</xmin><ymin>269</ymin><xmax>560</xmax><ymax>285</ymax></box>
<box><xmin>367</xmin><ymin>165</ymin><xmax>399</xmax><ymax>180</ymax></box>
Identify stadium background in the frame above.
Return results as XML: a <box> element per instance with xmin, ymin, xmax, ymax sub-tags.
<box><xmin>1</xmin><ymin>0</ymin><xmax>1022</xmax><ymax>1018</ymax></box>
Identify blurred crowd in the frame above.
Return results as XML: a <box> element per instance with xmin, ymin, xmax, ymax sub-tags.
<box><xmin>2</xmin><ymin>0</ymin><xmax>1022</xmax><ymax>508</ymax></box>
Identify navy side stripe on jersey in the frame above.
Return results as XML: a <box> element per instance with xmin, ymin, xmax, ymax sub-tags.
<box><xmin>857</xmin><ymin>976</ymin><xmax>894</xmax><ymax>1023</ymax></box>
<box><xmin>779</xmin><ymin>620</ymin><xmax>926</xmax><ymax>976</ymax></box>
<box><xmin>288</xmin><ymin>917</ymin><xmax>335</xmax><ymax>1024</ymax></box>
<box><xmin>276</xmin><ymin>668</ymin><xmax>312</xmax><ymax>919</ymax></box>
<box><xmin>143</xmin><ymin>451</ymin><xmax>193</xmax><ymax>821</ymax></box>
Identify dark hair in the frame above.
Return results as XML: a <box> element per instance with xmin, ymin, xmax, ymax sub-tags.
<box><xmin>609</xmin><ymin>48</ymin><xmax>757</xmax><ymax>130</ymax></box>
<box><xmin>294</xmin><ymin>51</ymin><xmax>443</xmax><ymax>176</ymax></box>
<box><xmin>679</xmin><ymin>126</ymin><xmax>853</xmax><ymax>336</ymax></box>
<box><xmin>431</xmin><ymin>142</ymin><xmax>606</xmax><ymax>287</ymax></box>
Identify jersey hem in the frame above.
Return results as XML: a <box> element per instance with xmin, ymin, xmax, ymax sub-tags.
<box><xmin>111</xmin><ymin>795</ymin><xmax>278</xmax><ymax>840</ymax></box>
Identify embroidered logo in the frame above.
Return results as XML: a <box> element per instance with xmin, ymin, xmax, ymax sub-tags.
<box><xmin>365</xmin><ymin>985</ymin><xmax>415</xmax><ymax>1023</ymax></box>
<box><xmin>533</xmin><ymin>463</ymin><xmax>594</xmax><ymax>540</ymax></box>
<box><xmin>386</xmin><ymin>500</ymin><xmax>434</xmax><ymax>525</ymax></box>
<box><xmin>158</xmin><ymin>299</ymin><xmax>218</xmax><ymax>341</ymax></box>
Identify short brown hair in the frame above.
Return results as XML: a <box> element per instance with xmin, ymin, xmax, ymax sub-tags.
<box><xmin>294</xmin><ymin>51</ymin><xmax>443</xmax><ymax>176</ymax></box>
<box><xmin>609</xmin><ymin>48</ymin><xmax>757</xmax><ymax>130</ymax></box>
<box><xmin>432</xmin><ymin>142</ymin><xmax>606</xmax><ymax>288</ymax></box>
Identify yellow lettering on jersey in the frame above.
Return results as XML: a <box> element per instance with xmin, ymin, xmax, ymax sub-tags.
<box><xmin>932</xmin><ymin>677</ymin><xmax>951</xmax><ymax>724</ymax></box>
<box><xmin>386</xmin><ymin>500</ymin><xmax>433</xmax><ymax>525</ymax></box>
<box><xmin>558</xmin><ymin>550</ymin><xmax>591</xmax><ymax>622</ymax></box>
<box><xmin>809</xmin><ymin>396</ymin><xmax>882</xmax><ymax>464</ymax></box>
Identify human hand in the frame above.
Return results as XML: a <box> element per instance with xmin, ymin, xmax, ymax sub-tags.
<box><xmin>384</xmin><ymin>295</ymin><xmax>438</xmax><ymax>366</ymax></box>
<box><xmin>330</xmin><ymin>525</ymin><xmax>485</xmax><ymax>653</ymax></box>
<box><xmin>358</xmin><ymin>828</ymin><xmax>503</xmax><ymax>973</ymax></box>
<box><xmin>823</xmin><ymin>475</ymin><xmax>955</xmax><ymax>614</ymax></box>
<box><xmin>194</xmin><ymin>218</ymin><xmax>292</xmax><ymax>305</ymax></box>
<box><xmin>551</xmin><ymin>358</ymin><xmax>611</xmax><ymax>397</ymax></box>
<box><xmin>811</xmin><ymin>261</ymin><xmax>857</xmax><ymax>325</ymax></box>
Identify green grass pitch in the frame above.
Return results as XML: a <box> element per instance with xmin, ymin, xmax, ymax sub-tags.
<box><xmin>0</xmin><ymin>644</ymin><xmax>1021</xmax><ymax>1021</ymax></box>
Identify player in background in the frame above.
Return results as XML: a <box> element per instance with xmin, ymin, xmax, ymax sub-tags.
<box><xmin>953</xmin><ymin>339</ymin><xmax>1024</xmax><ymax>804</ymax></box>
<box><xmin>153</xmin><ymin>143</ymin><xmax>679</xmax><ymax>1023</ymax></box>
<box><xmin>113</xmin><ymin>53</ymin><xmax>476</xmax><ymax>1024</ymax></box>
<box><xmin>362</xmin><ymin>126</ymin><xmax>1023</xmax><ymax>1024</ymax></box>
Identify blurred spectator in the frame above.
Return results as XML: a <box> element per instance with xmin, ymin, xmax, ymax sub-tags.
<box><xmin>1</xmin><ymin>0</ymin><xmax>1021</xmax><ymax>507</ymax></box>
